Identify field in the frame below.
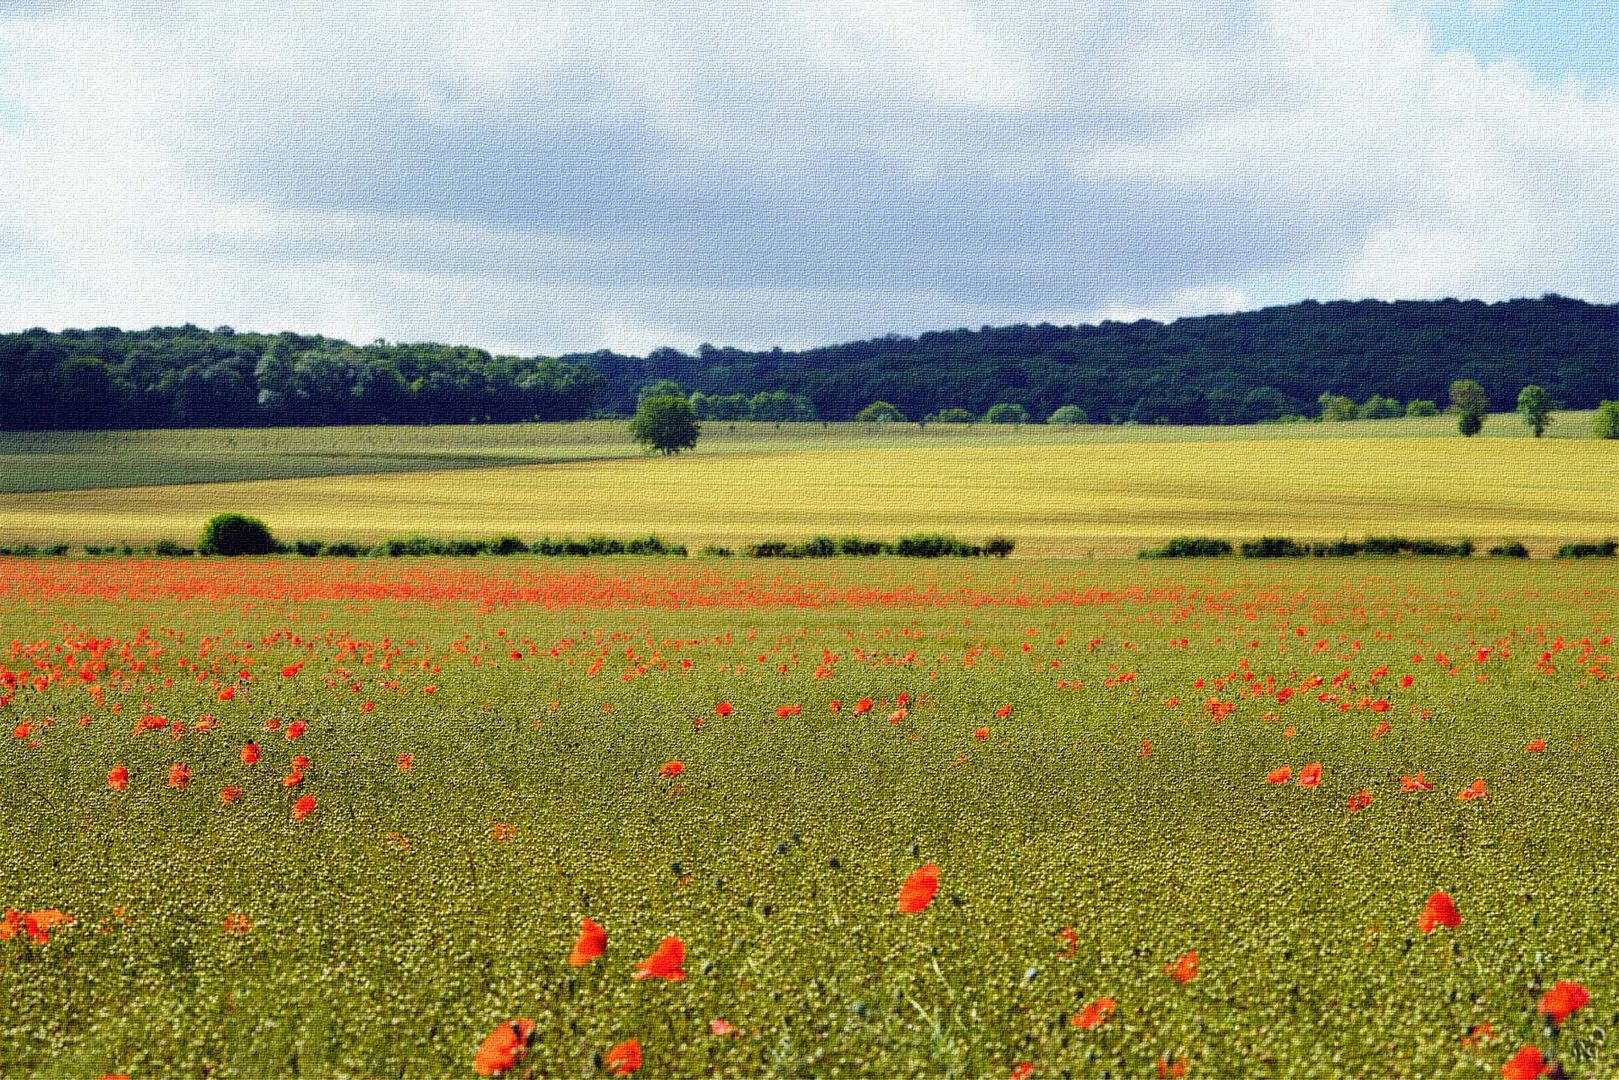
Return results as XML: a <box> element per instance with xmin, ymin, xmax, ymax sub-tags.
<box><xmin>0</xmin><ymin>413</ymin><xmax>1614</xmax><ymax>557</ymax></box>
<box><xmin>2</xmin><ymin>555</ymin><xmax>1617</xmax><ymax>1077</ymax></box>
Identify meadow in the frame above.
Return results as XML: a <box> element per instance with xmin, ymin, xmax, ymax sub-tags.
<box><xmin>2</xmin><ymin>555</ymin><xmax>1616</xmax><ymax>1078</ymax></box>
<box><xmin>0</xmin><ymin>412</ymin><xmax>1612</xmax><ymax>557</ymax></box>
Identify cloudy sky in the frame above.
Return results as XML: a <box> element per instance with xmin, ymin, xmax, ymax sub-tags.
<box><xmin>1</xmin><ymin>0</ymin><xmax>1615</xmax><ymax>355</ymax></box>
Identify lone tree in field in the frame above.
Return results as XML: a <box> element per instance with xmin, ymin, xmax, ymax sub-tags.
<box><xmin>630</xmin><ymin>394</ymin><xmax>700</xmax><ymax>455</ymax></box>
<box><xmin>199</xmin><ymin>513</ymin><xmax>277</xmax><ymax>556</ymax></box>
<box><xmin>1450</xmin><ymin>379</ymin><xmax>1488</xmax><ymax>437</ymax></box>
<box><xmin>1517</xmin><ymin>385</ymin><xmax>1553</xmax><ymax>437</ymax></box>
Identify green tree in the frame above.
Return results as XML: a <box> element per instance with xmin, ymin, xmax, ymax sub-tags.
<box><xmin>925</xmin><ymin>407</ymin><xmax>975</xmax><ymax>423</ymax></box>
<box><xmin>984</xmin><ymin>402</ymin><xmax>1031</xmax><ymax>424</ymax></box>
<box><xmin>1405</xmin><ymin>399</ymin><xmax>1439</xmax><ymax>417</ymax></box>
<box><xmin>629</xmin><ymin>394</ymin><xmax>700</xmax><ymax>454</ymax></box>
<box><xmin>746</xmin><ymin>390</ymin><xmax>817</xmax><ymax>422</ymax></box>
<box><xmin>1516</xmin><ymin>384</ymin><xmax>1552</xmax><ymax>437</ymax></box>
<box><xmin>855</xmin><ymin>401</ymin><xmax>905</xmax><ymax>423</ymax></box>
<box><xmin>637</xmin><ymin>379</ymin><xmax>685</xmax><ymax>405</ymax></box>
<box><xmin>199</xmin><ymin>513</ymin><xmax>277</xmax><ymax>556</ymax></box>
<box><xmin>1046</xmin><ymin>404</ymin><xmax>1088</xmax><ymax>424</ymax></box>
<box><xmin>1356</xmin><ymin>394</ymin><xmax>1403</xmax><ymax>420</ymax></box>
<box><xmin>1317</xmin><ymin>392</ymin><xmax>1357</xmax><ymax>422</ymax></box>
<box><xmin>1450</xmin><ymin>379</ymin><xmax>1488</xmax><ymax>437</ymax></box>
<box><xmin>1592</xmin><ymin>400</ymin><xmax>1619</xmax><ymax>439</ymax></box>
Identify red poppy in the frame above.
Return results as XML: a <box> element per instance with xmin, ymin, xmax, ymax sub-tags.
<box><xmin>107</xmin><ymin>764</ymin><xmax>128</xmax><ymax>792</ymax></box>
<box><xmin>569</xmin><ymin>917</ymin><xmax>607</xmax><ymax>966</ymax></box>
<box><xmin>973</xmin><ymin>727</ymin><xmax>990</xmax><ymax>741</ymax></box>
<box><xmin>709</xmin><ymin>1018</ymin><xmax>738</xmax><ymax>1037</ymax></box>
<box><xmin>473</xmin><ymin>1018</ymin><xmax>536</xmax><ymax>1076</ymax></box>
<box><xmin>1265</xmin><ymin>765</ymin><xmax>1292</xmax><ymax>784</ymax></box>
<box><xmin>1400</xmin><ymin>772</ymin><xmax>1433</xmax><ymax>792</ymax></box>
<box><xmin>633</xmin><ymin>936</ymin><xmax>686</xmax><ymax>981</ymax></box>
<box><xmin>281</xmin><ymin>662</ymin><xmax>303</xmax><ymax>678</ymax></box>
<box><xmin>658</xmin><ymin>760</ymin><xmax>684</xmax><ymax>779</ymax></box>
<box><xmin>1537</xmin><ymin>981</ymin><xmax>1589</xmax><ymax>1024</ymax></box>
<box><xmin>715</xmin><ymin>702</ymin><xmax>734</xmax><ymax>717</ymax></box>
<box><xmin>1462</xmin><ymin>1021</ymin><xmax>1497</xmax><ymax>1048</ymax></box>
<box><xmin>167</xmin><ymin>762</ymin><xmax>190</xmax><ymax>790</ymax></box>
<box><xmin>397</xmin><ymin>752</ymin><xmax>414</xmax><ymax>771</ymax></box>
<box><xmin>854</xmin><ymin>698</ymin><xmax>874</xmax><ymax>715</ymax></box>
<box><xmin>241</xmin><ymin>742</ymin><xmax>261</xmax><ymax>765</ymax></box>
<box><xmin>285</xmin><ymin>720</ymin><xmax>307</xmax><ymax>740</ymax></box>
<box><xmin>1347</xmin><ymin>789</ymin><xmax>1373</xmax><ymax>813</ymax></box>
<box><xmin>1165</xmin><ymin>950</ymin><xmax>1198</xmax><ymax>984</ymax></box>
<box><xmin>1419</xmin><ymin>891</ymin><xmax>1460</xmax><ymax>933</ymax></box>
<box><xmin>1524</xmin><ymin>740</ymin><xmax>1546</xmax><ymax>753</ymax></box>
<box><xmin>1297</xmin><ymin>763</ymin><xmax>1322</xmax><ymax>789</ymax></box>
<box><xmin>219</xmin><ymin>785</ymin><xmax>244</xmax><ymax>805</ymax></box>
<box><xmin>604</xmin><ymin>1038</ymin><xmax>642</xmax><ymax>1075</ymax></box>
<box><xmin>1071</xmin><ymin>996</ymin><xmax>1117</xmax><ymax>1029</ymax></box>
<box><xmin>897</xmin><ymin>863</ymin><xmax>940</xmax><ymax>914</ymax></box>
<box><xmin>217</xmin><ymin>686</ymin><xmax>236</xmax><ymax>702</ymax></box>
<box><xmin>1157</xmin><ymin>1056</ymin><xmax>1189</xmax><ymax>1078</ymax></box>
<box><xmin>292</xmin><ymin>794</ymin><xmax>316</xmax><ymax>820</ymax></box>
<box><xmin>1458</xmin><ymin>779</ymin><xmax>1488</xmax><ymax>802</ymax></box>
<box><xmin>1500</xmin><ymin>1045</ymin><xmax>1551</xmax><ymax>1080</ymax></box>
<box><xmin>1009</xmin><ymin>1064</ymin><xmax>1034</xmax><ymax>1080</ymax></box>
<box><xmin>995</xmin><ymin>704</ymin><xmax>1012</xmax><ymax>718</ymax></box>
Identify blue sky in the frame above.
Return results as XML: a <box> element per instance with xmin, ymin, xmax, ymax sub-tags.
<box><xmin>0</xmin><ymin>1</ymin><xmax>1615</xmax><ymax>356</ymax></box>
<box><xmin>1417</xmin><ymin>0</ymin><xmax>1619</xmax><ymax>86</ymax></box>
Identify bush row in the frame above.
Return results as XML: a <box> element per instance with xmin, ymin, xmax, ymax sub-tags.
<box><xmin>1140</xmin><ymin>535</ymin><xmax>1617</xmax><ymax>559</ymax></box>
<box><xmin>736</xmin><ymin>534</ymin><xmax>1015</xmax><ymax>559</ymax></box>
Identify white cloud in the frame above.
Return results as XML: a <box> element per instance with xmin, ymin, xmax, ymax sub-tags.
<box><xmin>0</xmin><ymin>0</ymin><xmax>1614</xmax><ymax>353</ymax></box>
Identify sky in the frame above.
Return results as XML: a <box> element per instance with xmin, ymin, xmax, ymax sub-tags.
<box><xmin>0</xmin><ymin>0</ymin><xmax>1615</xmax><ymax>356</ymax></box>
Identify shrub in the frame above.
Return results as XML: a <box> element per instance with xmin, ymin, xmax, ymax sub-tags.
<box><xmin>152</xmin><ymin>539</ymin><xmax>192</xmax><ymax>557</ymax></box>
<box><xmin>198</xmin><ymin>513</ymin><xmax>277</xmax><ymax>556</ymax></box>
<box><xmin>927</xmin><ymin>407</ymin><xmax>975</xmax><ymax>423</ymax></box>
<box><xmin>324</xmin><ymin>541</ymin><xmax>362</xmax><ymax>557</ymax></box>
<box><xmin>1140</xmin><ymin>537</ymin><xmax>1233</xmax><ymax>558</ymax></box>
<box><xmin>983</xmin><ymin>536</ymin><xmax>1016</xmax><ymax>558</ymax></box>
<box><xmin>1593</xmin><ymin>401</ymin><xmax>1619</xmax><ymax>439</ymax></box>
<box><xmin>1488</xmin><ymin>542</ymin><xmax>1530</xmax><ymax>558</ymax></box>
<box><xmin>895</xmin><ymin>533</ymin><xmax>980</xmax><ymax>557</ymax></box>
<box><xmin>1556</xmin><ymin>541</ymin><xmax>1618</xmax><ymax>559</ymax></box>
<box><xmin>839</xmin><ymin>536</ymin><xmax>889</xmax><ymax>556</ymax></box>
<box><xmin>699</xmin><ymin>544</ymin><xmax>734</xmax><ymax>557</ymax></box>
<box><xmin>1310</xmin><ymin>539</ymin><xmax>1363</xmax><ymax>557</ymax></box>
<box><xmin>984</xmin><ymin>403</ymin><xmax>1031</xmax><ymax>424</ymax></box>
<box><xmin>855</xmin><ymin>401</ymin><xmax>906</xmax><ymax>423</ymax></box>
<box><xmin>1405</xmin><ymin>399</ymin><xmax>1439</xmax><ymax>417</ymax></box>
<box><xmin>1240</xmin><ymin>537</ymin><xmax>1308</xmax><ymax>558</ymax></box>
<box><xmin>491</xmin><ymin>535</ymin><xmax>527</xmax><ymax>555</ymax></box>
<box><xmin>293</xmin><ymin>539</ymin><xmax>326</xmax><ymax>557</ymax></box>
<box><xmin>1046</xmin><ymin>405</ymin><xmax>1088</xmax><ymax>425</ymax></box>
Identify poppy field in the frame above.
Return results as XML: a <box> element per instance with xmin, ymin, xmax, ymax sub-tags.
<box><xmin>2</xmin><ymin>555</ymin><xmax>1617</xmax><ymax>1077</ymax></box>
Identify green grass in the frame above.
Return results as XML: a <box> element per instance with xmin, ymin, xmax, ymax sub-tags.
<box><xmin>1</xmin><ymin>557</ymin><xmax>1616</xmax><ymax>1077</ymax></box>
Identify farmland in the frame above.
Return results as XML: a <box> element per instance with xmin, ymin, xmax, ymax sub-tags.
<box><xmin>0</xmin><ymin>413</ymin><xmax>1613</xmax><ymax>557</ymax></box>
<box><xmin>1</xmin><ymin>555</ymin><xmax>1616</xmax><ymax>1077</ymax></box>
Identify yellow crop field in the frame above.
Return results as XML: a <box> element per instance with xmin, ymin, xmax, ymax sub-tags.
<box><xmin>1</xmin><ymin>434</ymin><xmax>1613</xmax><ymax>556</ymax></box>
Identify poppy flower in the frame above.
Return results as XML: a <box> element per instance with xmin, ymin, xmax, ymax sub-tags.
<box><xmin>1071</xmin><ymin>996</ymin><xmax>1117</xmax><ymax>1029</ymax></box>
<box><xmin>1458</xmin><ymin>779</ymin><xmax>1488</xmax><ymax>801</ymax></box>
<box><xmin>709</xmin><ymin>1018</ymin><xmax>738</xmax><ymax>1037</ymax></box>
<box><xmin>1501</xmin><ymin>1045</ymin><xmax>1551</xmax><ymax>1080</ymax></box>
<box><xmin>569</xmin><ymin>917</ymin><xmax>607</xmax><ymax>966</ymax></box>
<box><xmin>473</xmin><ymin>1018</ymin><xmax>536</xmax><ymax>1077</ymax></box>
<box><xmin>1537</xmin><ymin>981</ymin><xmax>1589</xmax><ymax>1024</ymax></box>
<box><xmin>292</xmin><ymin>794</ymin><xmax>316</xmax><ymax>820</ymax></box>
<box><xmin>2</xmin><ymin>908</ymin><xmax>73</xmax><ymax>944</ymax></box>
<box><xmin>282</xmin><ymin>769</ymin><xmax>304</xmax><ymax>788</ymax></box>
<box><xmin>603</xmin><ymin>1038</ymin><xmax>642</xmax><ymax>1075</ymax></box>
<box><xmin>1265</xmin><ymin>765</ymin><xmax>1292</xmax><ymax>785</ymax></box>
<box><xmin>973</xmin><ymin>727</ymin><xmax>990</xmax><ymax>741</ymax></box>
<box><xmin>1165</xmin><ymin>950</ymin><xmax>1198</xmax><ymax>984</ymax></box>
<box><xmin>1462</xmin><ymin>1022</ymin><xmax>1497</xmax><ymax>1048</ymax></box>
<box><xmin>280</xmin><ymin>662</ymin><xmax>304</xmax><ymax>678</ymax></box>
<box><xmin>633</xmin><ymin>936</ymin><xmax>686</xmax><ymax>981</ymax></box>
<box><xmin>715</xmin><ymin>702</ymin><xmax>733</xmax><ymax>717</ymax></box>
<box><xmin>1419</xmin><ymin>891</ymin><xmax>1460</xmax><ymax>933</ymax></box>
<box><xmin>241</xmin><ymin>742</ymin><xmax>261</xmax><ymax>765</ymax></box>
<box><xmin>167</xmin><ymin>762</ymin><xmax>191</xmax><ymax>790</ymax></box>
<box><xmin>217</xmin><ymin>686</ymin><xmax>236</xmax><ymax>702</ymax></box>
<box><xmin>1347</xmin><ymin>789</ymin><xmax>1373</xmax><ymax>813</ymax></box>
<box><xmin>1525</xmin><ymin>740</ymin><xmax>1546</xmax><ymax>753</ymax></box>
<box><xmin>1157</xmin><ymin>1056</ymin><xmax>1189</xmax><ymax>1078</ymax></box>
<box><xmin>897</xmin><ymin>863</ymin><xmax>941</xmax><ymax>914</ymax></box>
<box><xmin>285</xmin><ymin>720</ymin><xmax>307</xmax><ymax>740</ymax></box>
<box><xmin>854</xmin><ymin>698</ymin><xmax>874</xmax><ymax>715</ymax></box>
<box><xmin>219</xmin><ymin>785</ymin><xmax>244</xmax><ymax>805</ymax></box>
<box><xmin>107</xmin><ymin>764</ymin><xmax>128</xmax><ymax>792</ymax></box>
<box><xmin>222</xmin><ymin>912</ymin><xmax>252</xmax><ymax>934</ymax></box>
<box><xmin>1297</xmin><ymin>763</ymin><xmax>1322</xmax><ymax>789</ymax></box>
<box><xmin>1400</xmin><ymin>772</ymin><xmax>1433</xmax><ymax>792</ymax></box>
<box><xmin>397</xmin><ymin>752</ymin><xmax>414</xmax><ymax>771</ymax></box>
<box><xmin>658</xmin><ymin>760</ymin><xmax>684</xmax><ymax>779</ymax></box>
<box><xmin>995</xmin><ymin>704</ymin><xmax>1012</xmax><ymax>718</ymax></box>
<box><xmin>1009</xmin><ymin>1065</ymin><xmax>1034</xmax><ymax>1080</ymax></box>
<box><xmin>1140</xmin><ymin>740</ymin><xmax>1153</xmax><ymax>757</ymax></box>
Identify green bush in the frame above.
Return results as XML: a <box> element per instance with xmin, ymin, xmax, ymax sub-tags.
<box><xmin>1240</xmin><ymin>537</ymin><xmax>1308</xmax><ymax>558</ymax></box>
<box><xmin>984</xmin><ymin>403</ymin><xmax>1031</xmax><ymax>424</ymax></box>
<box><xmin>293</xmin><ymin>539</ymin><xmax>326</xmax><ymax>557</ymax></box>
<box><xmin>491</xmin><ymin>535</ymin><xmax>528</xmax><ymax>555</ymax></box>
<box><xmin>1140</xmin><ymin>537</ymin><xmax>1233</xmax><ymax>558</ymax></box>
<box><xmin>1488</xmin><ymin>542</ymin><xmax>1530</xmax><ymax>558</ymax></box>
<box><xmin>984</xmin><ymin>536</ymin><xmax>1016</xmax><ymax>558</ymax></box>
<box><xmin>1593</xmin><ymin>401</ymin><xmax>1619</xmax><ymax>439</ymax></box>
<box><xmin>1310</xmin><ymin>539</ymin><xmax>1363</xmax><ymax>557</ymax></box>
<box><xmin>1046</xmin><ymin>405</ymin><xmax>1087</xmax><ymax>425</ymax></box>
<box><xmin>1556</xmin><ymin>541</ymin><xmax>1618</xmax><ymax>559</ymax></box>
<box><xmin>1405</xmin><ymin>399</ymin><xmax>1439</xmax><ymax>417</ymax></box>
<box><xmin>198</xmin><ymin>513</ymin><xmax>277</xmax><ymax>556</ymax></box>
<box><xmin>152</xmin><ymin>539</ymin><xmax>193</xmax><ymax>557</ymax></box>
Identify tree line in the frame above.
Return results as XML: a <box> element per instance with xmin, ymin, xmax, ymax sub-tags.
<box><xmin>2</xmin><ymin>295</ymin><xmax>1615</xmax><ymax>430</ymax></box>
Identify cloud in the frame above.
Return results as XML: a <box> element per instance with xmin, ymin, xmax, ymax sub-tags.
<box><xmin>0</xmin><ymin>0</ymin><xmax>1614</xmax><ymax>354</ymax></box>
